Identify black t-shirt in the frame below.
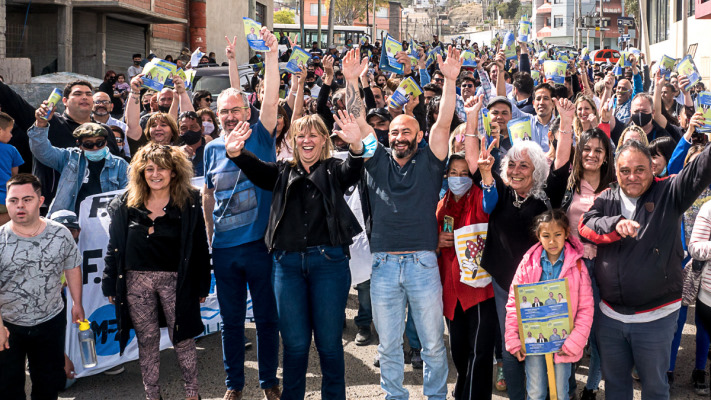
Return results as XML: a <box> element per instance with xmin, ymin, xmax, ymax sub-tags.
<box><xmin>75</xmin><ymin>159</ymin><xmax>105</xmax><ymax>215</ymax></box>
<box><xmin>125</xmin><ymin>203</ymin><xmax>182</xmax><ymax>272</ymax></box>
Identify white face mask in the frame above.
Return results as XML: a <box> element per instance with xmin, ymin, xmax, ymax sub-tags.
<box><xmin>448</xmin><ymin>176</ymin><xmax>473</xmax><ymax>196</ymax></box>
<box><xmin>202</xmin><ymin>121</ymin><xmax>215</xmax><ymax>135</ymax></box>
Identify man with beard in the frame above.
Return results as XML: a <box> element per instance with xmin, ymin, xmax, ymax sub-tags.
<box><xmin>202</xmin><ymin>26</ymin><xmax>281</xmax><ymax>400</ymax></box>
<box><xmin>92</xmin><ymin>92</ymin><xmax>129</xmax><ymax>155</ymax></box>
<box><xmin>342</xmin><ymin>45</ymin><xmax>459</xmax><ymax>400</ymax></box>
<box><xmin>137</xmin><ymin>84</ymin><xmax>186</xmax><ymax>130</ymax></box>
<box><xmin>0</xmin><ymin>80</ymin><xmax>96</xmax><ymax>208</ymax></box>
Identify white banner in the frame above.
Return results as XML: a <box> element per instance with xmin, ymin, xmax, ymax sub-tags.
<box><xmin>64</xmin><ymin>179</ymin><xmax>253</xmax><ymax>377</ymax></box>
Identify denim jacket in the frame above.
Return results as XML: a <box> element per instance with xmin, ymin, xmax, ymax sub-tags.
<box><xmin>28</xmin><ymin>124</ymin><xmax>129</xmax><ymax>215</ymax></box>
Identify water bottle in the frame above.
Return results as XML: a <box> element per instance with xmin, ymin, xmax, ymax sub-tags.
<box><xmin>78</xmin><ymin>320</ymin><xmax>97</xmax><ymax>368</ymax></box>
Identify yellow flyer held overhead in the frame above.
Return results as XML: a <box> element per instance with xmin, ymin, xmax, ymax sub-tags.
<box><xmin>543</xmin><ymin>60</ymin><xmax>566</xmax><ymax>84</ymax></box>
<box><xmin>243</xmin><ymin>17</ymin><xmax>269</xmax><ymax>51</ymax></box>
<box><xmin>388</xmin><ymin>77</ymin><xmax>422</xmax><ymax>109</ymax></box>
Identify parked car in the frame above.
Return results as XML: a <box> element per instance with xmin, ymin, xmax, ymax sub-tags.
<box><xmin>592</xmin><ymin>49</ymin><xmax>621</xmax><ymax>64</ymax></box>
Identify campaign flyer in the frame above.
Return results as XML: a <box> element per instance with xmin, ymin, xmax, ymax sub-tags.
<box><xmin>243</xmin><ymin>17</ymin><xmax>269</xmax><ymax>52</ymax></box>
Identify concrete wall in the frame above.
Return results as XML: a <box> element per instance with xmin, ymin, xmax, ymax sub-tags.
<box><xmin>72</xmin><ymin>11</ymin><xmax>104</xmax><ymax>78</ymax></box>
<box><xmin>206</xmin><ymin>0</ymin><xmax>273</xmax><ymax>66</ymax></box>
<box><xmin>649</xmin><ymin>16</ymin><xmax>711</xmax><ymax>86</ymax></box>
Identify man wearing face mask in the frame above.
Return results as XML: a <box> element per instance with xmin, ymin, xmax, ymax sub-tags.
<box><xmin>609</xmin><ymin>93</ymin><xmax>682</xmax><ymax>144</ymax></box>
<box><xmin>177</xmin><ymin>111</ymin><xmax>206</xmax><ymax>176</ymax></box>
<box><xmin>92</xmin><ymin>92</ymin><xmax>129</xmax><ymax>155</ymax></box>
<box><xmin>138</xmin><ymin>87</ymin><xmax>179</xmax><ymax>130</ymax></box>
<box><xmin>28</xmin><ymin>110</ymin><xmax>128</xmax><ymax>215</ymax></box>
<box><xmin>128</xmin><ymin>53</ymin><xmax>144</xmax><ymax>81</ymax></box>
<box><xmin>366</xmin><ymin>108</ymin><xmax>392</xmax><ymax>146</ymax></box>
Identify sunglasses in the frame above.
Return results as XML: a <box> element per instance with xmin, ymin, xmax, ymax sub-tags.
<box><xmin>461</xmin><ymin>84</ymin><xmax>474</xmax><ymax>88</ymax></box>
<box><xmin>81</xmin><ymin>139</ymin><xmax>107</xmax><ymax>150</ymax></box>
<box><xmin>434</xmin><ymin>78</ymin><xmax>444</xmax><ymax>83</ymax></box>
<box><xmin>114</xmin><ymin>136</ymin><xmax>124</xmax><ymax>144</ymax></box>
<box><xmin>203</xmin><ymin>97</ymin><xmax>213</xmax><ymax>103</ymax></box>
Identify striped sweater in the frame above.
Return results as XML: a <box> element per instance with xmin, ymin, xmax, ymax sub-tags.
<box><xmin>689</xmin><ymin>200</ymin><xmax>711</xmax><ymax>306</ymax></box>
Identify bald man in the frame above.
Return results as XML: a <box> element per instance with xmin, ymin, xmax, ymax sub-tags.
<box><xmin>612</xmin><ymin>55</ymin><xmax>643</xmax><ymax>124</ymax></box>
<box><xmin>343</xmin><ymin>46</ymin><xmax>462</xmax><ymax>399</ymax></box>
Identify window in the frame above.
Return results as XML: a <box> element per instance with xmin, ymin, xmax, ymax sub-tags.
<box><xmin>554</xmin><ymin>16</ymin><xmax>564</xmax><ymax>28</ymax></box>
<box><xmin>648</xmin><ymin>0</ymin><xmax>669</xmax><ymax>44</ymax></box>
<box><xmin>676</xmin><ymin>0</ymin><xmax>695</xmax><ymax>20</ymax></box>
<box><xmin>255</xmin><ymin>2</ymin><xmax>266</xmax><ymax>25</ymax></box>
<box><xmin>310</xmin><ymin>3</ymin><xmax>326</xmax><ymax>16</ymax></box>
<box><xmin>545</xmin><ymin>16</ymin><xmax>551</xmax><ymax>26</ymax></box>
<box><xmin>553</xmin><ymin>0</ymin><xmax>562</xmax><ymax>3</ymax></box>
<box><xmin>376</xmin><ymin>7</ymin><xmax>388</xmax><ymax>18</ymax></box>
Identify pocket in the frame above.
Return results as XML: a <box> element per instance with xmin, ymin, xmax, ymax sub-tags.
<box><xmin>320</xmin><ymin>246</ymin><xmax>348</xmax><ymax>263</ymax></box>
<box><xmin>273</xmin><ymin>250</ymin><xmax>286</xmax><ymax>263</ymax></box>
<box><xmin>416</xmin><ymin>252</ymin><xmax>438</xmax><ymax>269</ymax></box>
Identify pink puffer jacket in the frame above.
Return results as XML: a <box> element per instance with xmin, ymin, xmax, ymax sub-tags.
<box><xmin>504</xmin><ymin>235</ymin><xmax>594</xmax><ymax>363</ymax></box>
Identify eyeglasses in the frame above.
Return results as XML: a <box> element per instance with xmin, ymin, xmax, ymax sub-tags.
<box><xmin>94</xmin><ymin>100</ymin><xmax>111</xmax><ymax>105</ymax></box>
<box><xmin>81</xmin><ymin>139</ymin><xmax>107</xmax><ymax>150</ymax></box>
<box><xmin>204</xmin><ymin>98</ymin><xmax>213</xmax><ymax>103</ymax></box>
<box><xmin>461</xmin><ymin>84</ymin><xmax>474</xmax><ymax>88</ymax></box>
<box><xmin>179</xmin><ymin>111</ymin><xmax>198</xmax><ymax>120</ymax></box>
<box><xmin>114</xmin><ymin>137</ymin><xmax>124</xmax><ymax>144</ymax></box>
<box><xmin>218</xmin><ymin>106</ymin><xmax>249</xmax><ymax>116</ymax></box>
<box><xmin>434</xmin><ymin>78</ymin><xmax>444</xmax><ymax>83</ymax></box>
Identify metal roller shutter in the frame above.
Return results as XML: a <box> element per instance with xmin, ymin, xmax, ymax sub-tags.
<box><xmin>106</xmin><ymin>18</ymin><xmax>146</xmax><ymax>74</ymax></box>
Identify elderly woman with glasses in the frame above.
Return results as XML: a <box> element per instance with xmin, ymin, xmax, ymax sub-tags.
<box><xmin>103</xmin><ymin>144</ymin><xmax>211</xmax><ymax>400</ymax></box>
<box><xmin>28</xmin><ymin>102</ymin><xmax>128</xmax><ymax>215</ymax></box>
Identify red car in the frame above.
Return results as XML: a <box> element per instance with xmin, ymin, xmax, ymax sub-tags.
<box><xmin>592</xmin><ymin>49</ymin><xmax>621</xmax><ymax>64</ymax></box>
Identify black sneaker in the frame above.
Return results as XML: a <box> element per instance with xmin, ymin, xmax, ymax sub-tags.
<box><xmin>692</xmin><ymin>369</ymin><xmax>710</xmax><ymax>395</ymax></box>
<box><xmin>667</xmin><ymin>371</ymin><xmax>674</xmax><ymax>386</ymax></box>
<box><xmin>373</xmin><ymin>352</ymin><xmax>380</xmax><ymax>368</ymax></box>
<box><xmin>580</xmin><ymin>388</ymin><xmax>597</xmax><ymax>400</ymax></box>
<box><xmin>355</xmin><ymin>326</ymin><xmax>372</xmax><ymax>346</ymax></box>
<box><xmin>409</xmin><ymin>348</ymin><xmax>423</xmax><ymax>369</ymax></box>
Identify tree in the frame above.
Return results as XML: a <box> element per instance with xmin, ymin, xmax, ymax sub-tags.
<box><xmin>274</xmin><ymin>9</ymin><xmax>296</xmax><ymax>24</ymax></box>
<box><xmin>515</xmin><ymin>2</ymin><xmax>532</xmax><ymax>22</ymax></box>
<box><xmin>496</xmin><ymin>0</ymin><xmax>521</xmax><ymax>20</ymax></box>
<box><xmin>334</xmin><ymin>0</ymin><xmax>389</xmax><ymax>26</ymax></box>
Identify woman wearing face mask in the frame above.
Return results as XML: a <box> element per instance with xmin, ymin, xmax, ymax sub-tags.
<box><xmin>436</xmin><ymin>145</ymin><xmax>499</xmax><ymax>400</ymax></box>
<box><xmin>648</xmin><ymin>136</ymin><xmax>676</xmax><ymax>177</ymax></box>
<box><xmin>463</xmin><ymin>95</ymin><xmax>575</xmax><ymax>400</ymax></box>
<box><xmin>197</xmin><ymin>108</ymin><xmax>220</xmax><ymax>141</ymax></box>
<box><xmin>99</xmin><ymin>70</ymin><xmax>124</xmax><ymax>118</ymax></box>
<box><xmin>223</xmin><ymin>112</ymin><xmax>365</xmax><ymax>400</ymax></box>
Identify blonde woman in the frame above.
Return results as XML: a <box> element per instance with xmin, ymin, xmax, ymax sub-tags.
<box><xmin>573</xmin><ymin>96</ymin><xmax>599</xmax><ymax>139</ymax></box>
<box><xmin>102</xmin><ymin>144</ymin><xmax>211</xmax><ymax>400</ymax></box>
<box><xmin>224</xmin><ymin>112</ymin><xmax>364</xmax><ymax>400</ymax></box>
<box><xmin>616</xmin><ymin>124</ymin><xmax>650</xmax><ymax>151</ymax></box>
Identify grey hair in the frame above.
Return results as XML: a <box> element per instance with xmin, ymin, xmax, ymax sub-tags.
<box><xmin>216</xmin><ymin>87</ymin><xmax>250</xmax><ymax>112</ymax></box>
<box><xmin>500</xmin><ymin>141</ymin><xmax>550</xmax><ymax>200</ymax></box>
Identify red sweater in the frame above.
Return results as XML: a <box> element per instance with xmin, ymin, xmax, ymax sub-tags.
<box><xmin>436</xmin><ymin>187</ymin><xmax>494</xmax><ymax>321</ymax></box>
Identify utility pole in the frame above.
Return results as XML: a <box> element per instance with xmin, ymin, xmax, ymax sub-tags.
<box><xmin>577</xmin><ymin>0</ymin><xmax>583</xmax><ymax>48</ymax></box>
<box><xmin>599</xmin><ymin>0</ymin><xmax>604</xmax><ymax>50</ymax></box>
<box><xmin>327</xmin><ymin>0</ymin><xmax>334</xmax><ymax>49</ymax></box>
<box><xmin>573</xmin><ymin>0</ymin><xmax>577</xmax><ymax>49</ymax></box>
<box><xmin>317</xmin><ymin>0</ymin><xmax>322</xmax><ymax>49</ymax></box>
<box><xmin>299</xmin><ymin>0</ymin><xmax>305</xmax><ymax>47</ymax></box>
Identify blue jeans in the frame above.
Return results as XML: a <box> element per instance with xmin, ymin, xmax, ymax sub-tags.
<box><xmin>213</xmin><ymin>240</ymin><xmax>279</xmax><ymax>391</ymax></box>
<box><xmin>406</xmin><ymin>305</ymin><xmax>421</xmax><ymax>350</ymax></box>
<box><xmin>371</xmin><ymin>251</ymin><xmax>448</xmax><ymax>400</ymax></box>
<box><xmin>525</xmin><ymin>355</ymin><xmax>570</xmax><ymax>400</ymax></box>
<box><xmin>273</xmin><ymin>245</ymin><xmax>351</xmax><ymax>400</ymax></box>
<box><xmin>597</xmin><ymin>309</ymin><xmax>679</xmax><ymax>400</ymax></box>
<box><xmin>355</xmin><ymin>280</ymin><xmax>372</xmax><ymax>329</ymax></box>
<box><xmin>493</xmin><ymin>279</ymin><xmax>527</xmax><ymax>400</ymax></box>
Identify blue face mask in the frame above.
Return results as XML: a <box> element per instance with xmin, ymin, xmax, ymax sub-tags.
<box><xmin>448</xmin><ymin>176</ymin><xmax>473</xmax><ymax>196</ymax></box>
<box><xmin>85</xmin><ymin>146</ymin><xmax>109</xmax><ymax>162</ymax></box>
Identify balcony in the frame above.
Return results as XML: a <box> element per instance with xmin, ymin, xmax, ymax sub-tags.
<box><xmin>537</xmin><ymin>2</ymin><xmax>552</xmax><ymax>14</ymax></box>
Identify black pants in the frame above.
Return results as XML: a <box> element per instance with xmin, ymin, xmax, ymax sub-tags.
<box><xmin>446</xmin><ymin>298</ymin><xmax>497</xmax><ymax>400</ymax></box>
<box><xmin>697</xmin><ymin>298</ymin><xmax>711</xmax><ymax>336</ymax></box>
<box><xmin>0</xmin><ymin>311</ymin><xmax>66</xmax><ymax>400</ymax></box>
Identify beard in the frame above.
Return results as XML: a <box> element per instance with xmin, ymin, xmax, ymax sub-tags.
<box><xmin>389</xmin><ymin>137</ymin><xmax>418</xmax><ymax>159</ymax></box>
<box><xmin>93</xmin><ymin>107</ymin><xmax>109</xmax><ymax>117</ymax></box>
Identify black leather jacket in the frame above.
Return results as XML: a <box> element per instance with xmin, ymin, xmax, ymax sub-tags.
<box><xmin>229</xmin><ymin>150</ymin><xmax>364</xmax><ymax>253</ymax></box>
<box><xmin>102</xmin><ymin>189</ymin><xmax>211</xmax><ymax>354</ymax></box>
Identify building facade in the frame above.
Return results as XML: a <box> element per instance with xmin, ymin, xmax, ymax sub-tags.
<box><xmin>300</xmin><ymin>0</ymin><xmax>403</xmax><ymax>41</ymax></box>
<box><xmin>532</xmin><ymin>0</ymin><xmax>625</xmax><ymax>49</ymax></box>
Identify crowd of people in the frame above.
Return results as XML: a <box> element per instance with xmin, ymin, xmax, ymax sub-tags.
<box><xmin>0</xmin><ymin>23</ymin><xmax>710</xmax><ymax>400</ymax></box>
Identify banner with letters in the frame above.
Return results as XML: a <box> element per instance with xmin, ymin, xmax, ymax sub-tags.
<box><xmin>64</xmin><ymin>178</ymin><xmax>253</xmax><ymax>377</ymax></box>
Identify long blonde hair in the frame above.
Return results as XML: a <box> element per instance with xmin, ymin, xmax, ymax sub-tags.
<box><xmin>617</xmin><ymin>125</ymin><xmax>649</xmax><ymax>150</ymax></box>
<box><xmin>288</xmin><ymin>115</ymin><xmax>333</xmax><ymax>166</ymax></box>
<box><xmin>127</xmin><ymin>143</ymin><xmax>194</xmax><ymax>209</ymax></box>
<box><xmin>573</xmin><ymin>96</ymin><xmax>598</xmax><ymax>138</ymax></box>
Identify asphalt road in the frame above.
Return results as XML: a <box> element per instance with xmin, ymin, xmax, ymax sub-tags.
<box><xmin>50</xmin><ymin>288</ymin><xmax>704</xmax><ymax>399</ymax></box>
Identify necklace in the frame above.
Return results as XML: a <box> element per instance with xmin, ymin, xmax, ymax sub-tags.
<box><xmin>12</xmin><ymin>219</ymin><xmax>44</xmax><ymax>238</ymax></box>
<box><xmin>513</xmin><ymin>191</ymin><xmax>528</xmax><ymax>208</ymax></box>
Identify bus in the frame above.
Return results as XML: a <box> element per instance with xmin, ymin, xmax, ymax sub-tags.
<box><xmin>273</xmin><ymin>23</ymin><xmax>369</xmax><ymax>49</ymax></box>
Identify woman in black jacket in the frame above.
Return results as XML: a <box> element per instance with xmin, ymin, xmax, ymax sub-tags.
<box><xmin>224</xmin><ymin>112</ymin><xmax>364</xmax><ymax>400</ymax></box>
<box><xmin>102</xmin><ymin>143</ymin><xmax>211</xmax><ymax>400</ymax></box>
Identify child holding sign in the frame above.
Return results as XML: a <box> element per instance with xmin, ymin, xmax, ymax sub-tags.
<box><xmin>504</xmin><ymin>210</ymin><xmax>593</xmax><ymax>400</ymax></box>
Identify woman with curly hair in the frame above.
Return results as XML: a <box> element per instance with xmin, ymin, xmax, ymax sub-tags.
<box><xmin>196</xmin><ymin>108</ymin><xmax>220</xmax><ymax>142</ymax></box>
<box><xmin>102</xmin><ymin>144</ymin><xmax>211</xmax><ymax>400</ymax></box>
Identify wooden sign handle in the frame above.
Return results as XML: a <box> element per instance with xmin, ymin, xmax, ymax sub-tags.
<box><xmin>546</xmin><ymin>353</ymin><xmax>557</xmax><ymax>399</ymax></box>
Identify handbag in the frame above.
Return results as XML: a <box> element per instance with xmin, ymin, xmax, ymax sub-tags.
<box><xmin>453</xmin><ymin>223</ymin><xmax>492</xmax><ymax>288</ymax></box>
<box><xmin>681</xmin><ymin>259</ymin><xmax>705</xmax><ymax>307</ymax></box>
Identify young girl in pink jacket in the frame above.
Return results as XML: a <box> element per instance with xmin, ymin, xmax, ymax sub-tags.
<box><xmin>504</xmin><ymin>210</ymin><xmax>594</xmax><ymax>400</ymax></box>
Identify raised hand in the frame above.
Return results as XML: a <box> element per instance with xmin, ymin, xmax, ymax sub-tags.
<box><xmin>438</xmin><ymin>45</ymin><xmax>462</xmax><ymax>81</ymax></box>
<box><xmin>225</xmin><ymin>121</ymin><xmax>252</xmax><ymax>158</ymax></box>
<box><xmin>494</xmin><ymin>49</ymin><xmax>506</xmax><ymax>70</ymax></box>
<box><xmin>323</xmin><ymin>55</ymin><xmax>335</xmax><ymax>75</ymax></box>
<box><xmin>679</xmin><ymin>75</ymin><xmax>690</xmax><ymax>94</ymax></box>
<box><xmin>404</xmin><ymin>94</ymin><xmax>419</xmax><ymax>116</ymax></box>
<box><xmin>225</xmin><ymin>36</ymin><xmax>237</xmax><ymax>60</ymax></box>
<box><xmin>332</xmin><ymin>110</ymin><xmax>364</xmax><ymax>152</ymax></box>
<box><xmin>600</xmin><ymin>98</ymin><xmax>613</xmax><ymax>123</ymax></box>
<box><xmin>687</xmin><ymin>111</ymin><xmax>705</xmax><ymax>136</ymax></box>
<box><xmin>463</xmin><ymin>94</ymin><xmax>485</xmax><ymax>119</ymax></box>
<box><xmin>342</xmin><ymin>48</ymin><xmax>365</xmax><ymax>81</ymax></box>
<box><xmin>395</xmin><ymin>51</ymin><xmax>412</xmax><ymax>75</ymax></box>
<box><xmin>34</xmin><ymin>100</ymin><xmax>53</xmax><ymax>127</ymax></box>
<box><xmin>555</xmin><ymin>97</ymin><xmax>575</xmax><ymax>125</ymax></box>
<box><xmin>477</xmin><ymin>136</ymin><xmax>497</xmax><ymax>174</ymax></box>
<box><xmin>131</xmin><ymin>73</ymin><xmax>144</xmax><ymax>92</ymax></box>
<box><xmin>260</xmin><ymin>27</ymin><xmax>278</xmax><ymax>54</ymax></box>
<box><xmin>172</xmin><ymin>74</ymin><xmax>186</xmax><ymax>94</ymax></box>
